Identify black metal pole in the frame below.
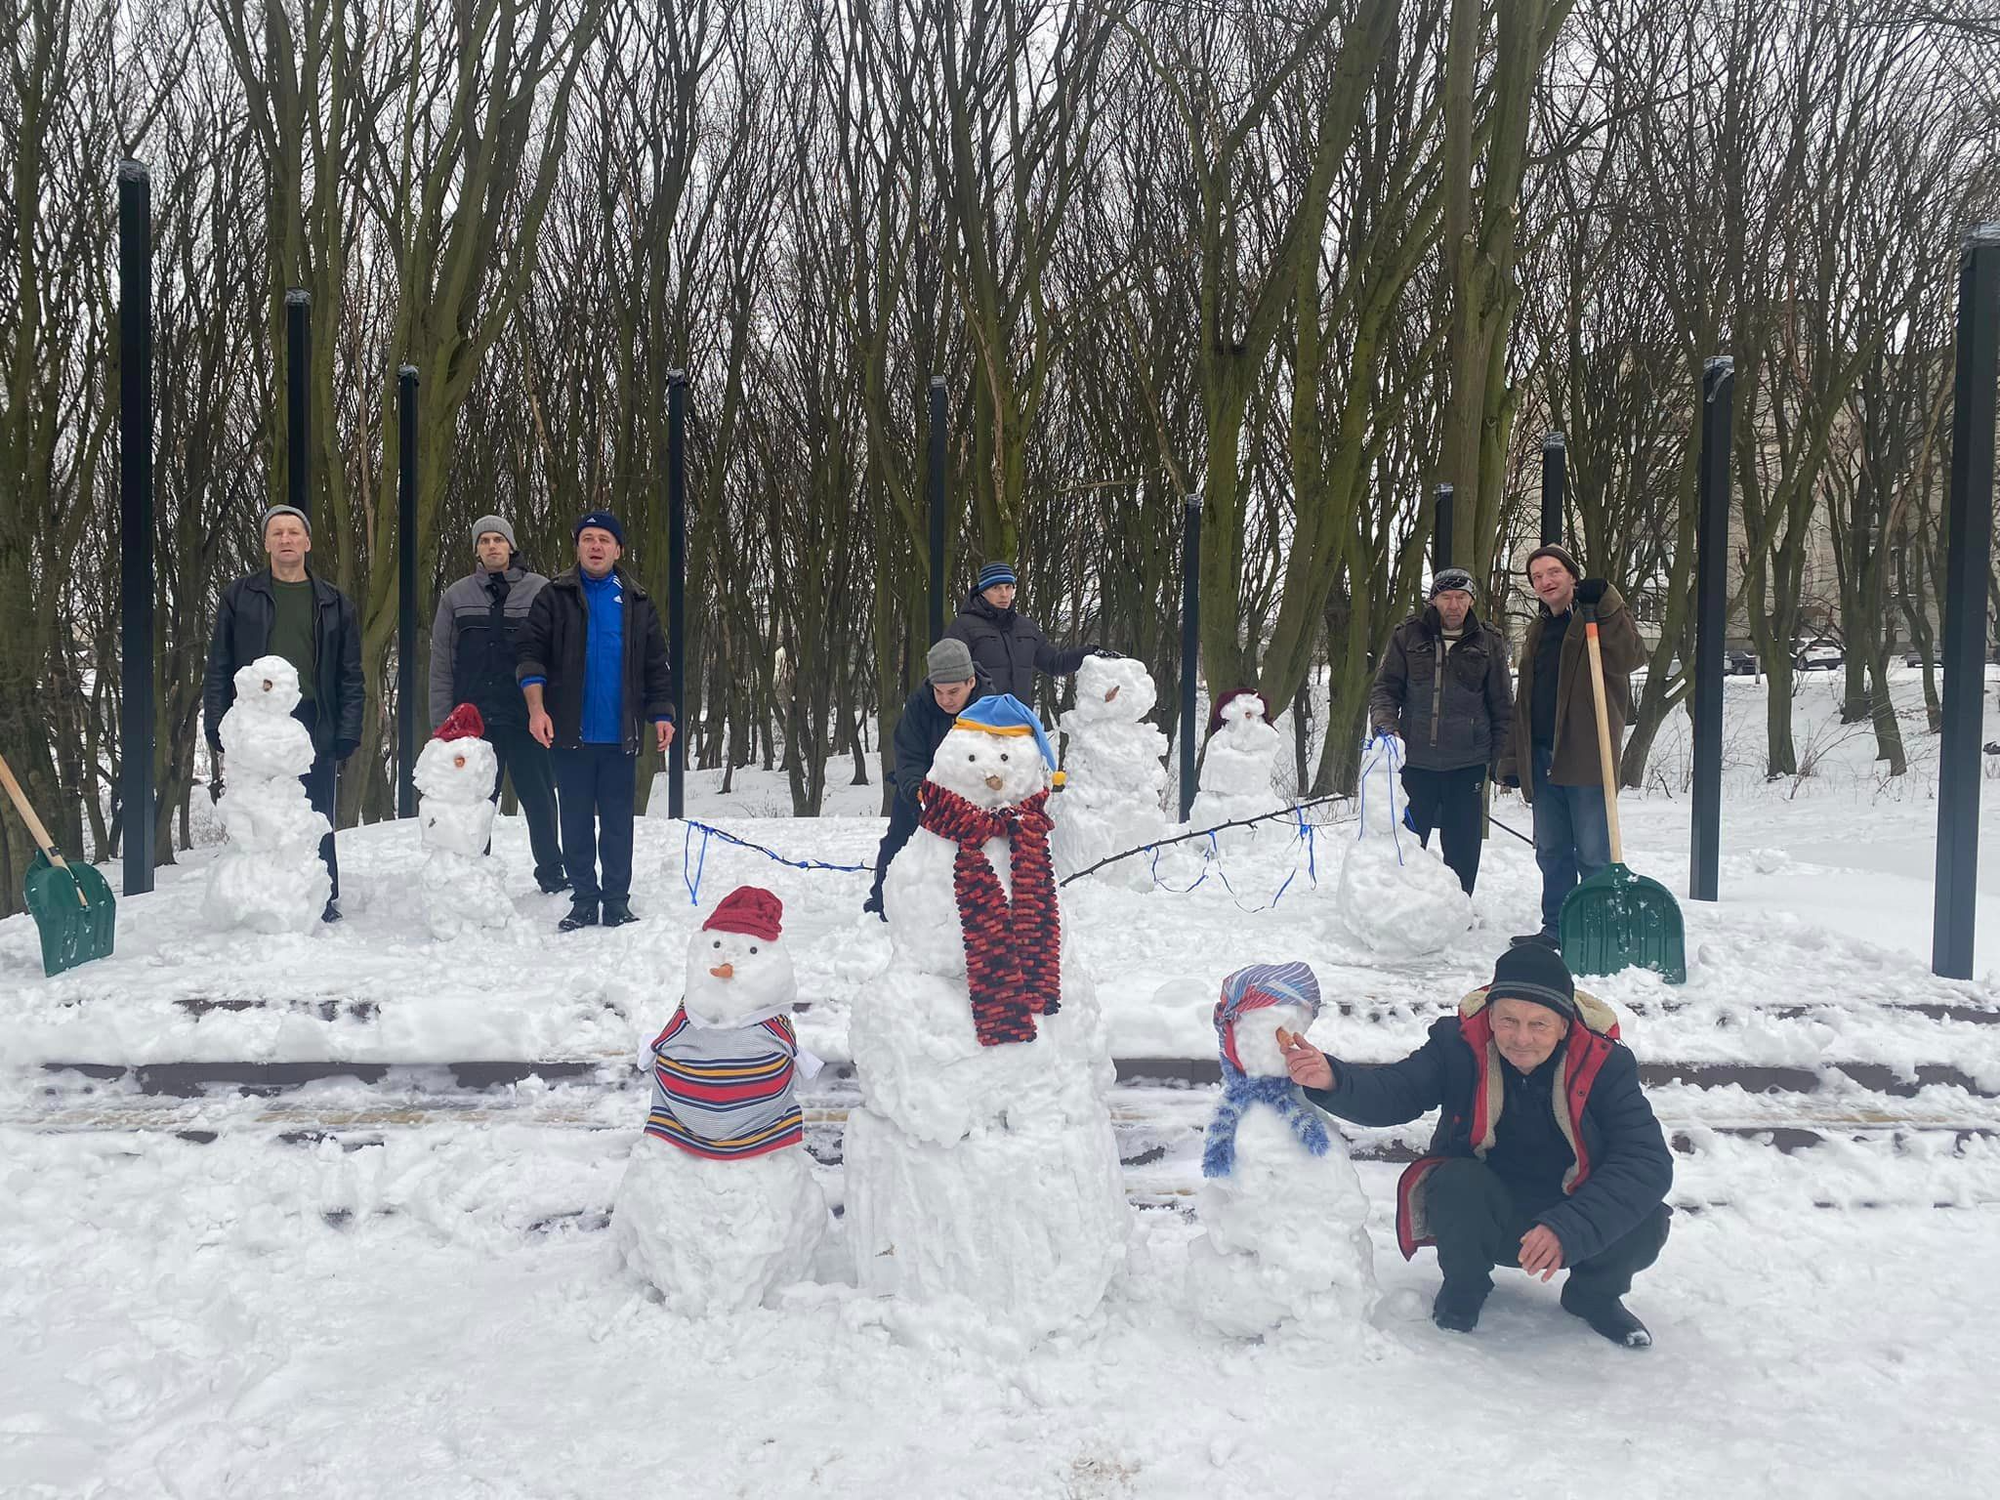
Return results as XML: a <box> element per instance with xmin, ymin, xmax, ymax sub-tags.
<box><xmin>284</xmin><ymin>289</ymin><xmax>310</xmax><ymax>522</ymax></box>
<box><xmin>396</xmin><ymin>365</ymin><xmax>419</xmax><ymax>817</ymax></box>
<box><xmin>118</xmin><ymin>161</ymin><xmax>155</xmax><ymax>895</ymax></box>
<box><xmin>1690</xmin><ymin>359</ymin><xmax>1734</xmax><ymax>903</ymax></box>
<box><xmin>1541</xmin><ymin>432</ymin><xmax>1566</xmax><ymax>547</ymax></box>
<box><xmin>928</xmin><ymin>376</ymin><xmax>947</xmax><ymax>644</ymax></box>
<box><xmin>1432</xmin><ymin>483</ymin><xmax>1454</xmax><ymax>573</ymax></box>
<box><xmin>1934</xmin><ymin>225</ymin><xmax>2000</xmax><ymax>980</ymax></box>
<box><xmin>667</xmin><ymin>369</ymin><xmax>689</xmax><ymax>819</ymax></box>
<box><xmin>1179</xmin><ymin>494</ymin><xmax>1202</xmax><ymax>821</ymax></box>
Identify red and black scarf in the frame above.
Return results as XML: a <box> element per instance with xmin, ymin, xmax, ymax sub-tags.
<box><xmin>918</xmin><ymin>781</ymin><xmax>1062</xmax><ymax>1046</ymax></box>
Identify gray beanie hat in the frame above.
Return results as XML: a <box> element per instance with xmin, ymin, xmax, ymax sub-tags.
<box><xmin>259</xmin><ymin>504</ymin><xmax>311</xmax><ymax>538</ymax></box>
<box><xmin>925</xmin><ymin>638</ymin><xmax>976</xmax><ymax>686</ymax></box>
<box><xmin>471</xmin><ymin>514</ymin><xmax>517</xmax><ymax>551</ymax></box>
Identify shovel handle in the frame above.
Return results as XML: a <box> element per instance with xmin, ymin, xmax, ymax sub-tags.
<box><xmin>0</xmin><ymin>749</ymin><xmax>88</xmax><ymax>905</ymax></box>
<box><xmin>1581</xmin><ymin>608</ymin><xmax>1625</xmax><ymax>865</ymax></box>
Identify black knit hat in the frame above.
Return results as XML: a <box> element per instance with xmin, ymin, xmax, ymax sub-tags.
<box><xmin>1525</xmin><ymin>543</ymin><xmax>1582</xmax><ymax>580</ymax></box>
<box><xmin>1487</xmin><ymin>943</ymin><xmax>1577</xmax><ymax>1022</ymax></box>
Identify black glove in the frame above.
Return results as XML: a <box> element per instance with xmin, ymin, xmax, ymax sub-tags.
<box><xmin>1088</xmin><ymin>646</ymin><xmax>1124</xmax><ymax>659</ymax></box>
<box><xmin>1575</xmin><ymin>578</ymin><xmax>1608</xmax><ymax>607</ymax></box>
<box><xmin>334</xmin><ymin>738</ymin><xmax>360</xmax><ymax>761</ymax></box>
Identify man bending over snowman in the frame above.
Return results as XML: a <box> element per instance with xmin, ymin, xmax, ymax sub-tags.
<box><xmin>1282</xmin><ymin>944</ymin><xmax>1673</xmax><ymax>1347</ymax></box>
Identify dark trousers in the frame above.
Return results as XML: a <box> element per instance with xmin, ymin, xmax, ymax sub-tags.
<box><xmin>485</xmin><ymin>719</ymin><xmax>564</xmax><ymax>885</ymax></box>
<box><xmin>1530</xmin><ymin>741</ymin><xmax>1613</xmax><ymax>935</ymax></box>
<box><xmin>551</xmin><ymin>743</ymin><xmax>637</xmax><ymax>904</ymax></box>
<box><xmin>1401</xmin><ymin>762</ymin><xmax>1487</xmax><ymax>895</ymax></box>
<box><xmin>1425</xmin><ymin>1157</ymin><xmax>1668</xmax><ymax>1303</ymax></box>
<box><xmin>867</xmin><ymin>787</ymin><xmax>923</xmax><ymax>906</ymax></box>
<box><xmin>291</xmin><ymin>700</ymin><xmax>338</xmax><ymax>901</ymax></box>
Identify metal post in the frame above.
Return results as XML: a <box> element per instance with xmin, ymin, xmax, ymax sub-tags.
<box><xmin>667</xmin><ymin>369</ymin><xmax>689</xmax><ymax>819</ymax></box>
<box><xmin>1178</xmin><ymin>494</ymin><xmax>1202</xmax><ymax>821</ymax></box>
<box><xmin>284</xmin><ymin>289</ymin><xmax>310</xmax><ymax>521</ymax></box>
<box><xmin>1934</xmin><ymin>225</ymin><xmax>2000</xmax><ymax>979</ymax></box>
<box><xmin>927</xmin><ymin>376</ymin><xmax>947</xmax><ymax>644</ymax></box>
<box><xmin>1432</xmin><ymin>483</ymin><xmax>1454</xmax><ymax>574</ymax></box>
<box><xmin>118</xmin><ymin>161</ymin><xmax>155</xmax><ymax>895</ymax></box>
<box><xmin>396</xmin><ymin>365</ymin><xmax>419</xmax><ymax>818</ymax></box>
<box><xmin>1690</xmin><ymin>359</ymin><xmax>1734</xmax><ymax>903</ymax></box>
<box><xmin>1542</xmin><ymin>432</ymin><xmax>1566</xmax><ymax>547</ymax></box>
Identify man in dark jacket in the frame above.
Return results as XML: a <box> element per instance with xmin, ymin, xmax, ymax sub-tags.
<box><xmin>518</xmin><ymin>510</ymin><xmax>676</xmax><ymax>931</ymax></box>
<box><xmin>429</xmin><ymin>515</ymin><xmax>566</xmax><ymax>894</ymax></box>
<box><xmin>1284</xmin><ymin>943</ymin><xmax>1673</xmax><ymax>1348</ymax></box>
<box><xmin>941</xmin><ymin>562</ymin><xmax>1094</xmax><ymax>708</ymax></box>
<box><xmin>1494</xmin><ymin>545</ymin><xmax>1647</xmax><ymax>947</ymax></box>
<box><xmin>1368</xmin><ymin>567</ymin><xmax>1514</xmax><ymax>895</ymax></box>
<box><xmin>862</xmin><ymin>638</ymin><xmax>996</xmax><ymax>919</ymax></box>
<box><xmin>203</xmin><ymin>505</ymin><xmax>364</xmax><ymax>923</ymax></box>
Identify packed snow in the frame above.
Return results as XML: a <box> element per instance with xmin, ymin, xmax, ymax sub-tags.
<box><xmin>203</xmin><ymin>657</ymin><xmax>329</xmax><ymax>934</ymax></box>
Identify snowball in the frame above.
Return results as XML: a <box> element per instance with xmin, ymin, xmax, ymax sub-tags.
<box><xmin>1335</xmin><ymin>835</ymin><xmax>1470</xmax><ymax>958</ymax></box>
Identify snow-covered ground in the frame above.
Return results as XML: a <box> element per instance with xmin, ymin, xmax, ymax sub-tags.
<box><xmin>3</xmin><ymin>670</ymin><xmax>1998</xmax><ymax>1496</ymax></box>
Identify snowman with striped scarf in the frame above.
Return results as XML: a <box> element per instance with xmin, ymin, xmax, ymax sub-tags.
<box><xmin>1187</xmin><ymin>963</ymin><xmax>1376</xmax><ymax>1338</ymax></box>
<box><xmin>612</xmin><ymin>886</ymin><xmax>829</xmax><ymax>1315</ymax></box>
<box><xmin>845</xmin><ymin>693</ymin><xmax>1129</xmax><ymax>1343</ymax></box>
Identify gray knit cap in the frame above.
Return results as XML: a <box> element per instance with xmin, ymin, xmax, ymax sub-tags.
<box><xmin>259</xmin><ymin>504</ymin><xmax>311</xmax><ymax>538</ymax></box>
<box><xmin>471</xmin><ymin>514</ymin><xmax>517</xmax><ymax>551</ymax></box>
<box><xmin>925</xmin><ymin>638</ymin><xmax>976</xmax><ymax>686</ymax></box>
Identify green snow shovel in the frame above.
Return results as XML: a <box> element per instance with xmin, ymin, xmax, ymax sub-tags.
<box><xmin>1558</xmin><ymin>604</ymin><xmax>1686</xmax><ymax>984</ymax></box>
<box><xmin>0</xmin><ymin>748</ymin><xmax>116</xmax><ymax>977</ymax></box>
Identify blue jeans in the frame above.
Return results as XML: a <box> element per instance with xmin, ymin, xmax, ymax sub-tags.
<box><xmin>1530</xmin><ymin>743</ymin><xmax>1611</xmax><ymax>936</ymax></box>
<box><xmin>551</xmin><ymin>744</ymin><xmax>637</xmax><ymax>904</ymax></box>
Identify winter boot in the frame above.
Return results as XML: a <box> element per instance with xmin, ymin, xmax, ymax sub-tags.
<box><xmin>1432</xmin><ymin>1280</ymin><xmax>1490</xmax><ymax>1333</ymax></box>
<box><xmin>600</xmin><ymin>899</ymin><xmax>640</xmax><ymax>928</ymax></box>
<box><xmin>537</xmin><ymin>873</ymin><xmax>572</xmax><ymax>895</ymax></box>
<box><xmin>1560</xmin><ymin>1283</ymin><xmax>1652</xmax><ymax>1348</ymax></box>
<box><xmin>321</xmin><ymin>900</ymin><xmax>343</xmax><ymax>925</ymax></box>
<box><xmin>559</xmin><ymin>899</ymin><xmax>600</xmax><ymax>932</ymax></box>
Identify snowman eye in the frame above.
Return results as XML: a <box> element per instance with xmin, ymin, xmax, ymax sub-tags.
<box><xmin>749</xmin><ymin>946</ymin><xmax>758</xmax><ymax>955</ymax></box>
<box><xmin>999</xmin><ymin>753</ymin><xmax>1009</xmax><ymax>762</ymax></box>
<box><xmin>712</xmin><ymin>939</ymin><xmax>721</xmax><ymax>949</ymax></box>
<box><xmin>966</xmin><ymin>753</ymin><xmax>976</xmax><ymax>762</ymax></box>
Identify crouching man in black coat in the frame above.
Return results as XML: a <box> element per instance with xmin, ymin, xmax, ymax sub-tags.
<box><xmin>1282</xmin><ymin>943</ymin><xmax>1673</xmax><ymax>1347</ymax></box>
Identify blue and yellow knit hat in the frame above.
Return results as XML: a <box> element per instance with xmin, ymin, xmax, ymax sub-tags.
<box><xmin>955</xmin><ymin>693</ymin><xmax>1058</xmax><ymax>772</ymax></box>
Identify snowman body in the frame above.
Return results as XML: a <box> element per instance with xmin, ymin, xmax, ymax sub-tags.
<box><xmin>1188</xmin><ymin>694</ymin><xmax>1283</xmax><ymax>854</ymax></box>
<box><xmin>203</xmin><ymin>656</ymin><xmax>330</xmax><ymax>933</ymax></box>
<box><xmin>847</xmin><ymin>719</ymin><xmax>1128</xmax><ymax>1342</ymax></box>
<box><xmin>1051</xmin><ymin>656</ymin><xmax>1167</xmax><ymax>886</ymax></box>
<box><xmin>1188</xmin><ymin>1001</ymin><xmax>1376</xmax><ymax>1339</ymax></box>
<box><xmin>1335</xmin><ymin>744</ymin><xmax>1468</xmax><ymax>957</ymax></box>
<box><xmin>613</xmin><ymin>906</ymin><xmax>828</xmax><ymax>1316</ymax></box>
<box><xmin>414</xmin><ymin>729</ymin><xmax>511</xmax><ymax>939</ymax></box>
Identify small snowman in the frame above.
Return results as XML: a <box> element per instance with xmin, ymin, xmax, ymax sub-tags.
<box><xmin>1188</xmin><ymin>689</ymin><xmax>1283</xmax><ymax>853</ymax></box>
<box><xmin>1335</xmin><ymin>733</ymin><xmax>1468</xmax><ymax>958</ymax></box>
<box><xmin>203</xmin><ymin>655</ymin><xmax>330</xmax><ymax>933</ymax></box>
<box><xmin>612</xmin><ymin>886</ymin><xmax>829</xmax><ymax>1316</ymax></box>
<box><xmin>413</xmin><ymin>703</ymin><xmax>511</xmax><ymax>940</ymax></box>
<box><xmin>1051</xmin><ymin>654</ymin><xmax>1168</xmax><ymax>886</ymax></box>
<box><xmin>1187</xmin><ymin>962</ymin><xmax>1376</xmax><ymax>1339</ymax></box>
<box><xmin>845</xmin><ymin>693</ymin><xmax>1128</xmax><ymax>1343</ymax></box>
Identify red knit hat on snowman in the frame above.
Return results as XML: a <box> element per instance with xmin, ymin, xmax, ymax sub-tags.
<box><xmin>702</xmin><ymin>885</ymin><xmax>784</xmax><ymax>943</ymax></box>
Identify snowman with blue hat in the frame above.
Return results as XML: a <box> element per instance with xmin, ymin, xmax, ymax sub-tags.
<box><xmin>845</xmin><ymin>692</ymin><xmax>1129</xmax><ymax>1343</ymax></box>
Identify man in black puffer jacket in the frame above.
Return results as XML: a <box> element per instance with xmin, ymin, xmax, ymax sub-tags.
<box><xmin>1284</xmin><ymin>944</ymin><xmax>1673</xmax><ymax>1348</ymax></box>
<box><xmin>428</xmin><ymin>515</ymin><xmax>566</xmax><ymax>894</ymax></box>
<box><xmin>941</xmin><ymin>562</ymin><xmax>1095</xmax><ymax>709</ymax></box>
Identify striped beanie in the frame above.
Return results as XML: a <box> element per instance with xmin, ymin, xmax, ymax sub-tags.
<box><xmin>1214</xmin><ymin>961</ymin><xmax>1321</xmax><ymax>1076</ymax></box>
<box><xmin>976</xmin><ymin>561</ymin><xmax>1017</xmax><ymax>590</ymax></box>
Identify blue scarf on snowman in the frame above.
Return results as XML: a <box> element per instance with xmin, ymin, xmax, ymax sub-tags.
<box><xmin>1201</xmin><ymin>961</ymin><xmax>1332</xmax><ymax>1179</ymax></box>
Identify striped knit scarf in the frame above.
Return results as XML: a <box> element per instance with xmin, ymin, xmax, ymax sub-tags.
<box><xmin>644</xmin><ymin>1005</ymin><xmax>804</xmax><ymax>1161</ymax></box>
<box><xmin>918</xmin><ymin>781</ymin><xmax>1061</xmax><ymax>1047</ymax></box>
<box><xmin>1202</xmin><ymin>1073</ymin><xmax>1329</xmax><ymax>1178</ymax></box>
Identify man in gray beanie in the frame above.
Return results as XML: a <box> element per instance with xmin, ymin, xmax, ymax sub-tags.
<box><xmin>862</xmin><ymin>637</ymin><xmax>995</xmax><ymax>919</ymax></box>
<box><xmin>427</xmin><ymin>514</ymin><xmax>566</xmax><ymax>893</ymax></box>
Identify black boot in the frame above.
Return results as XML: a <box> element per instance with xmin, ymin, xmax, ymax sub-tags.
<box><xmin>537</xmin><ymin>873</ymin><xmax>572</xmax><ymax>895</ymax></box>
<box><xmin>600</xmin><ymin>899</ymin><xmax>639</xmax><ymax>928</ymax></box>
<box><xmin>559</xmin><ymin>899</ymin><xmax>599</xmax><ymax>932</ymax></box>
<box><xmin>1432</xmin><ymin>1280</ymin><xmax>1489</xmax><ymax>1333</ymax></box>
<box><xmin>321</xmin><ymin>900</ymin><xmax>343</xmax><ymax>925</ymax></box>
<box><xmin>862</xmin><ymin>889</ymin><xmax>885</xmax><ymax>920</ymax></box>
<box><xmin>1561</xmin><ymin>1283</ymin><xmax>1652</xmax><ymax>1348</ymax></box>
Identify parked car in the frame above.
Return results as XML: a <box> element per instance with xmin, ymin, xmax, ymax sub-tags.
<box><xmin>1795</xmin><ymin>640</ymin><xmax>1844</xmax><ymax>671</ymax></box>
<box><xmin>1904</xmin><ymin>648</ymin><xmax>1927</xmax><ymax>668</ymax></box>
<box><xmin>1726</xmin><ymin>649</ymin><xmax>1759</xmax><ymax>676</ymax></box>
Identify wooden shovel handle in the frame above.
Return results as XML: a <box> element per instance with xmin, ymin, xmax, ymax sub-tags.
<box><xmin>0</xmin><ymin>750</ymin><xmax>87</xmax><ymax>905</ymax></box>
<box><xmin>1581</xmin><ymin>609</ymin><xmax>1625</xmax><ymax>865</ymax></box>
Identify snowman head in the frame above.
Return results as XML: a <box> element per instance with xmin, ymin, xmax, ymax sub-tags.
<box><xmin>233</xmin><ymin>655</ymin><xmax>302</xmax><ymax>716</ymax></box>
<box><xmin>683</xmin><ymin>886</ymin><xmax>797</xmax><ymax>1028</ymax></box>
<box><xmin>1214</xmin><ymin>962</ymin><xmax>1322</xmax><ymax>1080</ymax></box>
<box><xmin>926</xmin><ymin>694</ymin><xmax>1056</xmax><ymax>810</ymax></box>
<box><xmin>1071</xmin><ymin>655</ymin><xmax>1157</xmax><ymax>724</ymax></box>
<box><xmin>1208</xmin><ymin>687</ymin><xmax>1271</xmax><ymax>738</ymax></box>
<box><xmin>414</xmin><ymin>703</ymin><xmax>497</xmax><ymax>801</ymax></box>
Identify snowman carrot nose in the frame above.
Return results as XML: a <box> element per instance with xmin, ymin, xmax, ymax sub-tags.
<box><xmin>1105</xmin><ymin>685</ymin><xmax>1120</xmax><ymax>702</ymax></box>
<box><xmin>1275</xmin><ymin>1027</ymin><xmax>1299</xmax><ymax>1050</ymax></box>
<box><xmin>710</xmin><ymin>963</ymin><xmax>734</xmax><ymax>979</ymax></box>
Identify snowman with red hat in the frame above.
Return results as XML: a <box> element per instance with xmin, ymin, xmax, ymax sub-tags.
<box><xmin>1188</xmin><ymin>689</ymin><xmax>1284</xmax><ymax>854</ymax></box>
<box><xmin>612</xmin><ymin>885</ymin><xmax>828</xmax><ymax>1315</ymax></box>
<box><xmin>414</xmin><ymin>703</ymin><xmax>511</xmax><ymax>939</ymax></box>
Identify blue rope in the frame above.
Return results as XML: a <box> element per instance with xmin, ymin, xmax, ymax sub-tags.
<box><xmin>679</xmin><ymin>818</ymin><xmax>873</xmax><ymax>907</ymax></box>
<box><xmin>682</xmin><ymin>825</ymin><xmax>712</xmax><ymax>905</ymax></box>
<box><xmin>1356</xmin><ymin>734</ymin><xmax>1407</xmax><ymax>867</ymax></box>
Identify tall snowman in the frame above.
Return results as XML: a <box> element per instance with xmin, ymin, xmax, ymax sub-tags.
<box><xmin>1188</xmin><ymin>689</ymin><xmax>1284</xmax><ymax>853</ymax></box>
<box><xmin>1186</xmin><ymin>962</ymin><xmax>1376</xmax><ymax>1339</ymax></box>
<box><xmin>613</xmin><ymin>886</ymin><xmax>829</xmax><ymax>1315</ymax></box>
<box><xmin>203</xmin><ymin>655</ymin><xmax>330</xmax><ymax>933</ymax></box>
<box><xmin>1050</xmin><ymin>654</ymin><xmax>1167</xmax><ymax>886</ymax></box>
<box><xmin>846</xmin><ymin>693</ymin><xmax>1129</xmax><ymax>1342</ymax></box>
<box><xmin>413</xmin><ymin>703</ymin><xmax>512</xmax><ymax>939</ymax></box>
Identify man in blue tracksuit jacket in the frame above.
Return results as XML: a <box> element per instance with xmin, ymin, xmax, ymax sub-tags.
<box><xmin>518</xmin><ymin>511</ymin><xmax>676</xmax><ymax>931</ymax></box>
